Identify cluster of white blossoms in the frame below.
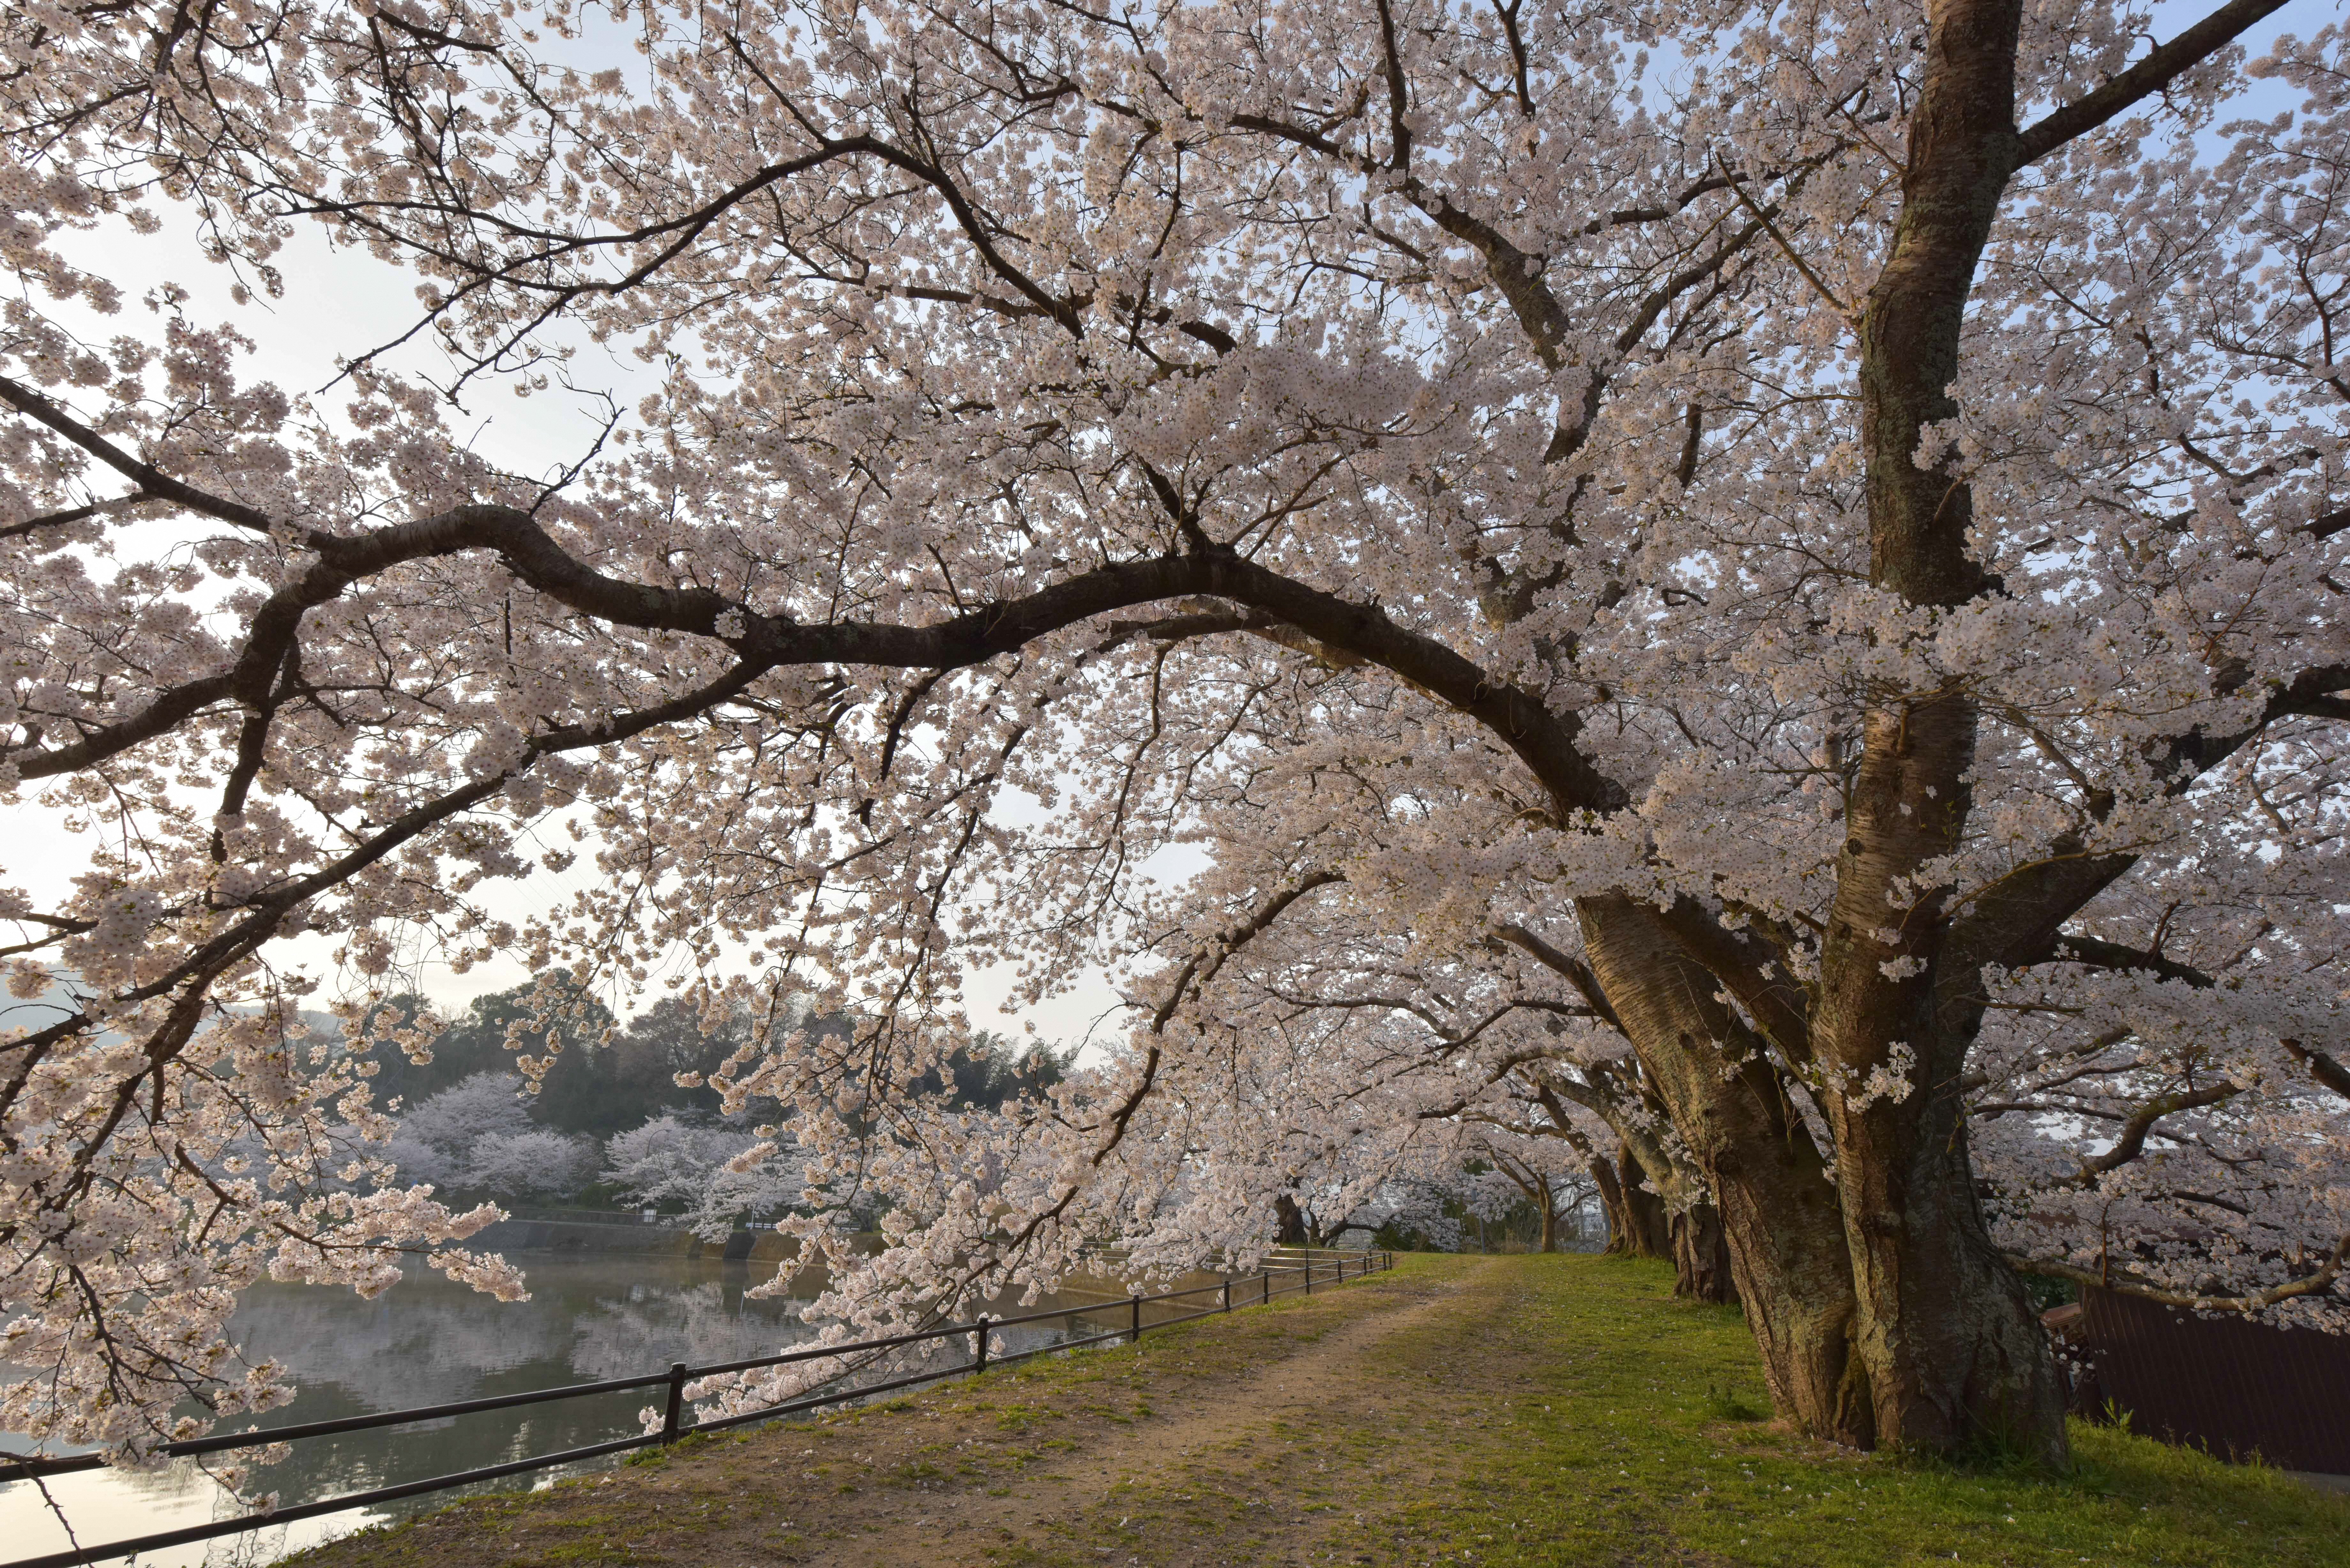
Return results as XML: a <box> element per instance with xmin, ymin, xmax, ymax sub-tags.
<box><xmin>2</xmin><ymin>0</ymin><xmax>2345</xmax><ymax>1461</ymax></box>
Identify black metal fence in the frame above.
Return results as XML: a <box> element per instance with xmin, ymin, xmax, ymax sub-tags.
<box><xmin>0</xmin><ymin>1249</ymin><xmax>1394</xmax><ymax>1568</ymax></box>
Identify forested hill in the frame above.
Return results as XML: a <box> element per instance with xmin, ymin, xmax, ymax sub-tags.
<box><xmin>361</xmin><ymin>982</ymin><xmax>1070</xmax><ymax>1139</ymax></box>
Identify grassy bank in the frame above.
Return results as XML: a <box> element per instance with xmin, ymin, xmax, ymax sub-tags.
<box><xmin>286</xmin><ymin>1254</ymin><xmax>2348</xmax><ymax>1567</ymax></box>
<box><xmin>1324</xmin><ymin>1255</ymin><xmax>2347</xmax><ymax>1567</ymax></box>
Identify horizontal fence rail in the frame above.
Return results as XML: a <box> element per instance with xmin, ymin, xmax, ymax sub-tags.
<box><xmin>0</xmin><ymin>1249</ymin><xmax>1392</xmax><ymax>1568</ymax></box>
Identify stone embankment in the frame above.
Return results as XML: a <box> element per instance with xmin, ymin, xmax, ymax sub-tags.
<box><xmin>468</xmin><ymin>1214</ymin><xmax>797</xmax><ymax>1262</ymax></box>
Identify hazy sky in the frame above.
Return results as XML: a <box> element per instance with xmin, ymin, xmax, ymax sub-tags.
<box><xmin>14</xmin><ymin>164</ymin><xmax>1140</xmax><ymax>1051</ymax></box>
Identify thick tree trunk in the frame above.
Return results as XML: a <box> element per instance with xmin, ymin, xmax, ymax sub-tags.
<box><xmin>1819</xmin><ymin>701</ymin><xmax>2067</xmax><ymax>1458</ymax></box>
<box><xmin>1814</xmin><ymin>701</ymin><xmax>2067</xmax><ymax>1462</ymax></box>
<box><xmin>1671</xmin><ymin>1204</ymin><xmax>1737</xmax><ymax>1306</ymax></box>
<box><xmin>1274</xmin><ymin>1193</ymin><xmax>1308</xmax><ymax>1247</ymax></box>
<box><xmin>1578</xmin><ymin>894</ymin><xmax>1873</xmax><ymax>1446</ymax></box>
<box><xmin>1596</xmin><ymin>1148</ymin><xmax>1670</xmax><ymax>1259</ymax></box>
<box><xmin>1538</xmin><ymin>1195</ymin><xmax>1558</xmax><ymax>1254</ymax></box>
<box><xmin>1829</xmin><ymin>1048</ymin><xmax>2062</xmax><ymax>1458</ymax></box>
<box><xmin>1823</xmin><ymin>0</ymin><xmax>2067</xmax><ymax>1464</ymax></box>
<box><xmin>1710</xmin><ymin>1119</ymin><xmax>1873</xmax><ymax>1447</ymax></box>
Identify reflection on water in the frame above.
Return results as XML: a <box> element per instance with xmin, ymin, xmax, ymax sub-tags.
<box><xmin>1</xmin><ymin>1253</ymin><xmax>1159</xmax><ymax>1567</ymax></box>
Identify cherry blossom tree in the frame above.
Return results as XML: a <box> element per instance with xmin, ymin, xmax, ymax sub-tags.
<box><xmin>457</xmin><ymin>1126</ymin><xmax>601</xmax><ymax>1202</ymax></box>
<box><xmin>4</xmin><ymin>0</ymin><xmax>2346</xmax><ymax>1472</ymax></box>
<box><xmin>1462</xmin><ymin>1126</ymin><xmax>1598</xmax><ymax>1253</ymax></box>
<box><xmin>600</xmin><ymin>1111</ymin><xmax>811</xmax><ymax>1237</ymax></box>
<box><xmin>378</xmin><ymin>1070</ymin><xmax>541</xmax><ymax>1191</ymax></box>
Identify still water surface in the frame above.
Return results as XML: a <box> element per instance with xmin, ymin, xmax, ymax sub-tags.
<box><xmin>1</xmin><ymin>1251</ymin><xmax>1150</xmax><ymax>1567</ymax></box>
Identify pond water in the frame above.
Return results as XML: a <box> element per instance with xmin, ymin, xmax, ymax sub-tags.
<box><xmin>0</xmin><ymin>1250</ymin><xmax>1178</xmax><ymax>1567</ymax></box>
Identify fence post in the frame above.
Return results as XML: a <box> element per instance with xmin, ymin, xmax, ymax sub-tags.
<box><xmin>1262</xmin><ymin>1271</ymin><xmax>1270</xmax><ymax>1305</ymax></box>
<box><xmin>974</xmin><ymin>1316</ymin><xmax>990</xmax><ymax>1375</ymax></box>
<box><xmin>1129</xmin><ymin>1295</ymin><xmax>1142</xmax><ymax>1344</ymax></box>
<box><xmin>660</xmin><ymin>1362</ymin><xmax>687</xmax><ymax>1444</ymax></box>
<box><xmin>1222</xmin><ymin>1279</ymin><xmax>1232</xmax><ymax>1312</ymax></box>
<box><xmin>1304</xmin><ymin>1259</ymin><xmax>1313</xmax><ymax>1295</ymax></box>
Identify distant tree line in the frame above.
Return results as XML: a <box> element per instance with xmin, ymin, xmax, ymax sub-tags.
<box><xmin>363</xmin><ymin>982</ymin><xmax>799</xmax><ymax>1137</ymax></box>
<box><xmin>358</xmin><ymin>978</ymin><xmax>1072</xmax><ymax>1222</ymax></box>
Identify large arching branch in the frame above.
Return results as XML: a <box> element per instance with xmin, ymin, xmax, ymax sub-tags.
<box><xmin>2014</xmin><ymin>0</ymin><xmax>2294</xmax><ymax>167</ymax></box>
<box><xmin>2006</xmin><ymin>1231</ymin><xmax>2348</xmax><ymax>1314</ymax></box>
<box><xmin>1</xmin><ymin>376</ymin><xmax>1619</xmax><ymax>815</ymax></box>
<box><xmin>1943</xmin><ymin>663</ymin><xmax>2350</xmax><ymax>998</ymax></box>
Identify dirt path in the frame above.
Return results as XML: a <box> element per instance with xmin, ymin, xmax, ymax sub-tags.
<box><xmin>285</xmin><ymin>1254</ymin><xmax>2350</xmax><ymax>1568</ymax></box>
<box><xmin>793</xmin><ymin>1266</ymin><xmax>1476</xmax><ymax>1568</ymax></box>
<box><xmin>290</xmin><ymin>1258</ymin><xmax>1511</xmax><ymax>1568</ymax></box>
<box><xmin>837</xmin><ymin>1279</ymin><xmax>1466</xmax><ymax>1561</ymax></box>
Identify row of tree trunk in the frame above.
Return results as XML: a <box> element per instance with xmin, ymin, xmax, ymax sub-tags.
<box><xmin>1589</xmin><ymin>1143</ymin><xmax>1738</xmax><ymax>1305</ymax></box>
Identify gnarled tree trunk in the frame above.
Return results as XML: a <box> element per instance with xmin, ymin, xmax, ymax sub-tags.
<box><xmin>1812</xmin><ymin>694</ymin><xmax>2066</xmax><ymax>1458</ymax></box>
<box><xmin>1826</xmin><ymin>1028</ymin><xmax>2061</xmax><ymax>1457</ymax></box>
<box><xmin>1579</xmin><ymin>893</ymin><xmax>1873</xmax><ymax>1447</ymax></box>
<box><xmin>1818</xmin><ymin>0</ymin><xmax>2074</xmax><ymax>1464</ymax></box>
<box><xmin>1596</xmin><ymin>1146</ymin><xmax>1671</xmax><ymax>1259</ymax></box>
<box><xmin>1671</xmin><ymin>1204</ymin><xmax>1737</xmax><ymax>1306</ymax></box>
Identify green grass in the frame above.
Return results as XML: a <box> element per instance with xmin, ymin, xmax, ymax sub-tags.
<box><xmin>281</xmin><ymin>1252</ymin><xmax>2348</xmax><ymax>1568</ymax></box>
<box><xmin>1350</xmin><ymin>1253</ymin><xmax>2349</xmax><ymax>1567</ymax></box>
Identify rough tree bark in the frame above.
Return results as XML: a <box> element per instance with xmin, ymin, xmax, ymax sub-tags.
<box><xmin>1671</xmin><ymin>1205</ymin><xmax>1738</xmax><ymax>1307</ymax></box>
<box><xmin>1596</xmin><ymin>1147</ymin><xmax>1671</xmax><ymax>1259</ymax></box>
<box><xmin>1579</xmin><ymin>894</ymin><xmax>1874</xmax><ymax>1446</ymax></box>
<box><xmin>1819</xmin><ymin>0</ymin><xmax>2070</xmax><ymax>1461</ymax></box>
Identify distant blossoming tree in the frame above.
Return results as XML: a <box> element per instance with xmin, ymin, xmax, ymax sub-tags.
<box><xmin>601</xmin><ymin>1112</ymin><xmax>811</xmax><ymax>1238</ymax></box>
<box><xmin>1466</xmin><ymin>1127</ymin><xmax>1601</xmax><ymax>1255</ymax></box>
<box><xmin>3</xmin><ymin>0</ymin><xmax>2346</xmax><ymax>1471</ymax></box>
<box><xmin>378</xmin><ymin>1071</ymin><xmax>598</xmax><ymax>1198</ymax></box>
